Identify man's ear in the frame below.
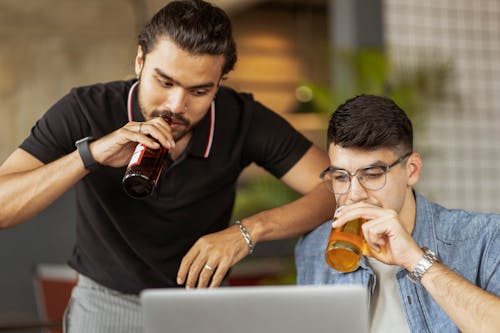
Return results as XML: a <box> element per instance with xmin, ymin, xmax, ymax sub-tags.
<box><xmin>135</xmin><ymin>46</ymin><xmax>144</xmax><ymax>78</ymax></box>
<box><xmin>406</xmin><ymin>152</ymin><xmax>422</xmax><ymax>186</ymax></box>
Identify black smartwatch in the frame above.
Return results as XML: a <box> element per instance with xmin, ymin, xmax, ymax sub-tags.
<box><xmin>75</xmin><ymin>136</ymin><xmax>100</xmax><ymax>172</ymax></box>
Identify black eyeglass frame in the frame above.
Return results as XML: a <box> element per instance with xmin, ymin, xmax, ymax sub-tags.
<box><xmin>319</xmin><ymin>151</ymin><xmax>413</xmax><ymax>194</ymax></box>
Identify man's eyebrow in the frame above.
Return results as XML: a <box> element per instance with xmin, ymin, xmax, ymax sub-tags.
<box><xmin>363</xmin><ymin>160</ymin><xmax>387</xmax><ymax>168</ymax></box>
<box><xmin>330</xmin><ymin>160</ymin><xmax>387</xmax><ymax>171</ymax></box>
<box><xmin>154</xmin><ymin>68</ymin><xmax>216</xmax><ymax>89</ymax></box>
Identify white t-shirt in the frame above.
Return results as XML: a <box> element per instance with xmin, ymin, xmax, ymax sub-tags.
<box><xmin>367</xmin><ymin>257</ymin><xmax>411</xmax><ymax>333</ymax></box>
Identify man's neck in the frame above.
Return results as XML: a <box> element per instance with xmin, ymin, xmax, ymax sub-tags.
<box><xmin>399</xmin><ymin>188</ymin><xmax>417</xmax><ymax>234</ymax></box>
<box><xmin>169</xmin><ymin>132</ymin><xmax>192</xmax><ymax>161</ymax></box>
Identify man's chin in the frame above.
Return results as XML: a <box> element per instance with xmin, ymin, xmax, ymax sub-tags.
<box><xmin>172</xmin><ymin>128</ymin><xmax>190</xmax><ymax>142</ymax></box>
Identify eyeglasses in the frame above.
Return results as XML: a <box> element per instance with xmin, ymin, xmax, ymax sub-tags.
<box><xmin>320</xmin><ymin>152</ymin><xmax>412</xmax><ymax>194</ymax></box>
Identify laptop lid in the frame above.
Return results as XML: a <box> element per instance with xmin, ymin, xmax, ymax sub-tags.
<box><xmin>141</xmin><ymin>284</ymin><xmax>369</xmax><ymax>333</ymax></box>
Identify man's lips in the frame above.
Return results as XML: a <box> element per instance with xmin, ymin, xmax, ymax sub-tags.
<box><xmin>170</xmin><ymin>117</ymin><xmax>188</xmax><ymax>126</ymax></box>
<box><xmin>170</xmin><ymin>120</ymin><xmax>184</xmax><ymax>127</ymax></box>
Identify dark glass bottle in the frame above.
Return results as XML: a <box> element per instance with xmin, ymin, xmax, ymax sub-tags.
<box><xmin>122</xmin><ymin>115</ymin><xmax>171</xmax><ymax>199</ymax></box>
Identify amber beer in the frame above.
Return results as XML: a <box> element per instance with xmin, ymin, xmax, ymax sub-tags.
<box><xmin>122</xmin><ymin>115</ymin><xmax>172</xmax><ymax>198</ymax></box>
<box><xmin>325</xmin><ymin>217</ymin><xmax>368</xmax><ymax>272</ymax></box>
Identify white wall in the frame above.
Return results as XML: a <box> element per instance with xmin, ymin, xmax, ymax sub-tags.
<box><xmin>385</xmin><ymin>0</ymin><xmax>500</xmax><ymax>213</ymax></box>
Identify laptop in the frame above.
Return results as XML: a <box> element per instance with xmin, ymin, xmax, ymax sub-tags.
<box><xmin>141</xmin><ymin>284</ymin><xmax>369</xmax><ymax>333</ymax></box>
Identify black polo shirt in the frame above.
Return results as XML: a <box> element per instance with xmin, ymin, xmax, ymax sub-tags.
<box><xmin>20</xmin><ymin>79</ymin><xmax>311</xmax><ymax>294</ymax></box>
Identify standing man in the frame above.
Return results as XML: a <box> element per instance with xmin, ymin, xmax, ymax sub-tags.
<box><xmin>295</xmin><ymin>94</ymin><xmax>500</xmax><ymax>332</ymax></box>
<box><xmin>0</xmin><ymin>1</ymin><xmax>335</xmax><ymax>332</ymax></box>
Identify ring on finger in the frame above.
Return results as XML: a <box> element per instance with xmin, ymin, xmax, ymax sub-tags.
<box><xmin>138</xmin><ymin>123</ymin><xmax>142</xmax><ymax>133</ymax></box>
<box><xmin>204</xmin><ymin>264</ymin><xmax>214</xmax><ymax>272</ymax></box>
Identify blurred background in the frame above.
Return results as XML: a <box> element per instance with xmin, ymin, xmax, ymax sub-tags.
<box><xmin>1</xmin><ymin>0</ymin><xmax>500</xmax><ymax>331</ymax></box>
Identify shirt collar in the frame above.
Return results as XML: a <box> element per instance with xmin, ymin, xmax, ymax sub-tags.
<box><xmin>188</xmin><ymin>101</ymin><xmax>215</xmax><ymax>158</ymax></box>
<box><xmin>413</xmin><ymin>191</ymin><xmax>439</xmax><ymax>251</ymax></box>
<box><xmin>127</xmin><ymin>80</ymin><xmax>215</xmax><ymax>158</ymax></box>
<box><xmin>128</xmin><ymin>80</ymin><xmax>144</xmax><ymax>122</ymax></box>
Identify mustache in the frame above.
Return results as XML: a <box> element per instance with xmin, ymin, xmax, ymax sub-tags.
<box><xmin>151</xmin><ymin>110</ymin><xmax>189</xmax><ymax>125</ymax></box>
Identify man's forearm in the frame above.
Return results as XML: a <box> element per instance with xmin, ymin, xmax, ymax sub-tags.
<box><xmin>244</xmin><ymin>184</ymin><xmax>336</xmax><ymax>244</ymax></box>
<box><xmin>422</xmin><ymin>262</ymin><xmax>500</xmax><ymax>333</ymax></box>
<box><xmin>0</xmin><ymin>149</ymin><xmax>88</xmax><ymax>228</ymax></box>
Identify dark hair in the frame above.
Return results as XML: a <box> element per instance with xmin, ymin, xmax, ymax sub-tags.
<box><xmin>137</xmin><ymin>0</ymin><xmax>237</xmax><ymax>75</ymax></box>
<box><xmin>327</xmin><ymin>95</ymin><xmax>413</xmax><ymax>154</ymax></box>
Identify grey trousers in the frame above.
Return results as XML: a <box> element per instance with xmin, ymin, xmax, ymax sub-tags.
<box><xmin>63</xmin><ymin>274</ymin><xmax>143</xmax><ymax>333</ymax></box>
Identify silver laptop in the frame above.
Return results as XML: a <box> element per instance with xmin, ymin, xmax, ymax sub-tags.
<box><xmin>141</xmin><ymin>284</ymin><xmax>369</xmax><ymax>333</ymax></box>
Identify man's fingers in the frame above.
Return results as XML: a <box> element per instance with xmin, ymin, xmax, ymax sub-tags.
<box><xmin>185</xmin><ymin>257</ymin><xmax>208</xmax><ymax>288</ymax></box>
<box><xmin>125</xmin><ymin>120</ymin><xmax>174</xmax><ymax>149</ymax></box>
<box><xmin>177</xmin><ymin>227</ymin><xmax>250</xmax><ymax>288</ymax></box>
<box><xmin>209</xmin><ymin>260</ymin><xmax>230</xmax><ymax>288</ymax></box>
<box><xmin>196</xmin><ymin>262</ymin><xmax>218</xmax><ymax>288</ymax></box>
<box><xmin>176</xmin><ymin>247</ymin><xmax>199</xmax><ymax>286</ymax></box>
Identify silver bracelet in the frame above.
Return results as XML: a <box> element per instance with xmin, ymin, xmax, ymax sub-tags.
<box><xmin>235</xmin><ymin>220</ymin><xmax>254</xmax><ymax>255</ymax></box>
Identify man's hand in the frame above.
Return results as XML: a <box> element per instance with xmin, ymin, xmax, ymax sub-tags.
<box><xmin>176</xmin><ymin>224</ymin><xmax>250</xmax><ymax>288</ymax></box>
<box><xmin>332</xmin><ymin>202</ymin><xmax>422</xmax><ymax>270</ymax></box>
<box><xmin>89</xmin><ymin>117</ymin><xmax>175</xmax><ymax>168</ymax></box>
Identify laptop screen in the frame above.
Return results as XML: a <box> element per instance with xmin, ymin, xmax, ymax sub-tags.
<box><xmin>141</xmin><ymin>284</ymin><xmax>369</xmax><ymax>333</ymax></box>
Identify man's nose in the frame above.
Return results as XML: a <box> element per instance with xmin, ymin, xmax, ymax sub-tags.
<box><xmin>168</xmin><ymin>88</ymin><xmax>188</xmax><ymax>113</ymax></box>
<box><xmin>347</xmin><ymin>176</ymin><xmax>369</xmax><ymax>203</ymax></box>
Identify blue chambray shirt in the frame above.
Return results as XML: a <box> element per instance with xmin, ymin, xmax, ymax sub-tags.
<box><xmin>295</xmin><ymin>191</ymin><xmax>500</xmax><ymax>333</ymax></box>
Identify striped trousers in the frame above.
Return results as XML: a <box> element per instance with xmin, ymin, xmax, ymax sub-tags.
<box><xmin>63</xmin><ymin>274</ymin><xmax>143</xmax><ymax>333</ymax></box>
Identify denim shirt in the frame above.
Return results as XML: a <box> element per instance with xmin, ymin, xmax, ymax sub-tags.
<box><xmin>295</xmin><ymin>191</ymin><xmax>500</xmax><ymax>333</ymax></box>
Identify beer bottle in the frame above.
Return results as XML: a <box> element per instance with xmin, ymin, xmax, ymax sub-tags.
<box><xmin>122</xmin><ymin>115</ymin><xmax>172</xmax><ymax>198</ymax></box>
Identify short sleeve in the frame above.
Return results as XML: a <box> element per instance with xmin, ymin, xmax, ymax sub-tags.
<box><xmin>242</xmin><ymin>100</ymin><xmax>312</xmax><ymax>178</ymax></box>
<box><xmin>20</xmin><ymin>90</ymin><xmax>91</xmax><ymax>164</ymax></box>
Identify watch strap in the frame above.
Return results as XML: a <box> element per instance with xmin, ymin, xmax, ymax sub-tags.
<box><xmin>407</xmin><ymin>247</ymin><xmax>439</xmax><ymax>283</ymax></box>
<box><xmin>75</xmin><ymin>136</ymin><xmax>100</xmax><ymax>172</ymax></box>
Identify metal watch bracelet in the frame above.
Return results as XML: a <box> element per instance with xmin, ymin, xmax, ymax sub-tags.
<box><xmin>407</xmin><ymin>247</ymin><xmax>439</xmax><ymax>283</ymax></box>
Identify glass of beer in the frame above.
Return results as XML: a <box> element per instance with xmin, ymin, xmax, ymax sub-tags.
<box><xmin>325</xmin><ymin>217</ymin><xmax>368</xmax><ymax>272</ymax></box>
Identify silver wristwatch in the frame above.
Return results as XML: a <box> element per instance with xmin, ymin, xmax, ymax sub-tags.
<box><xmin>407</xmin><ymin>247</ymin><xmax>439</xmax><ymax>283</ymax></box>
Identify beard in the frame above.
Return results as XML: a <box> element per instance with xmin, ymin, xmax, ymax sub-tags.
<box><xmin>136</xmin><ymin>82</ymin><xmax>192</xmax><ymax>142</ymax></box>
<box><xmin>149</xmin><ymin>109</ymin><xmax>191</xmax><ymax>142</ymax></box>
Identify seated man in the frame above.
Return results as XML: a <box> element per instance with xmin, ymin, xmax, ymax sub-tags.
<box><xmin>295</xmin><ymin>95</ymin><xmax>500</xmax><ymax>333</ymax></box>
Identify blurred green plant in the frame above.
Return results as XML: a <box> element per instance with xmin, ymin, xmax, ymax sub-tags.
<box><xmin>232</xmin><ymin>174</ymin><xmax>301</xmax><ymax>221</ymax></box>
<box><xmin>295</xmin><ymin>48</ymin><xmax>454</xmax><ymax>128</ymax></box>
